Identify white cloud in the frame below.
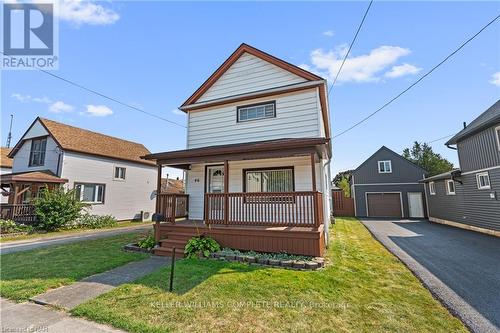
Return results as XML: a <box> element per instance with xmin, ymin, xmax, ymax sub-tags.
<box><xmin>12</xmin><ymin>93</ymin><xmax>52</xmax><ymax>104</ymax></box>
<box><xmin>171</xmin><ymin>109</ymin><xmax>185</xmax><ymax>116</ymax></box>
<box><xmin>85</xmin><ymin>104</ymin><xmax>113</xmax><ymax>117</ymax></box>
<box><xmin>58</xmin><ymin>0</ymin><xmax>120</xmax><ymax>26</ymax></box>
<box><xmin>49</xmin><ymin>101</ymin><xmax>74</xmax><ymax>113</ymax></box>
<box><xmin>306</xmin><ymin>45</ymin><xmax>415</xmax><ymax>83</ymax></box>
<box><xmin>32</xmin><ymin>96</ymin><xmax>52</xmax><ymax>104</ymax></box>
<box><xmin>385</xmin><ymin>63</ymin><xmax>422</xmax><ymax>78</ymax></box>
<box><xmin>489</xmin><ymin>72</ymin><xmax>500</xmax><ymax>86</ymax></box>
<box><xmin>322</xmin><ymin>30</ymin><xmax>334</xmax><ymax>37</ymax></box>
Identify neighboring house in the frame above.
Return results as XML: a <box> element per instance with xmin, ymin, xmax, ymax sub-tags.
<box><xmin>423</xmin><ymin>100</ymin><xmax>500</xmax><ymax>236</ymax></box>
<box><xmin>352</xmin><ymin>146</ymin><xmax>427</xmax><ymax>218</ymax></box>
<box><xmin>0</xmin><ymin>147</ymin><xmax>13</xmax><ymax>203</ymax></box>
<box><xmin>143</xmin><ymin>43</ymin><xmax>332</xmax><ymax>257</ymax></box>
<box><xmin>1</xmin><ymin>117</ymin><xmax>157</xmax><ymax>221</ymax></box>
<box><xmin>161</xmin><ymin>177</ymin><xmax>185</xmax><ymax>194</ymax></box>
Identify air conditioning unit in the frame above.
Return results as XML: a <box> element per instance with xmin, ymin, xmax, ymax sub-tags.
<box><xmin>140</xmin><ymin>211</ymin><xmax>152</xmax><ymax>222</ymax></box>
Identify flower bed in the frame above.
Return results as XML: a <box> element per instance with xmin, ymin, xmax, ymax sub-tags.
<box><xmin>123</xmin><ymin>243</ymin><xmax>154</xmax><ymax>254</ymax></box>
<box><xmin>209</xmin><ymin>248</ymin><xmax>325</xmax><ymax>270</ymax></box>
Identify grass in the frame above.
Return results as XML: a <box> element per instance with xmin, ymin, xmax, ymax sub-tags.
<box><xmin>0</xmin><ymin>232</ymin><xmax>149</xmax><ymax>301</ymax></box>
<box><xmin>0</xmin><ymin>221</ymin><xmax>152</xmax><ymax>242</ymax></box>
<box><xmin>71</xmin><ymin>218</ymin><xmax>467</xmax><ymax>333</ymax></box>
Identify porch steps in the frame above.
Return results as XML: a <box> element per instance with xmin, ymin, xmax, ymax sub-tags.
<box><xmin>154</xmin><ymin>228</ymin><xmax>199</xmax><ymax>257</ymax></box>
<box><xmin>154</xmin><ymin>246</ymin><xmax>185</xmax><ymax>258</ymax></box>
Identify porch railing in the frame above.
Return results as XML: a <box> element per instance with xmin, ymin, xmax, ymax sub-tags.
<box><xmin>205</xmin><ymin>191</ymin><xmax>324</xmax><ymax>227</ymax></box>
<box><xmin>156</xmin><ymin>193</ymin><xmax>189</xmax><ymax>223</ymax></box>
<box><xmin>0</xmin><ymin>204</ymin><xmax>37</xmax><ymax>224</ymax></box>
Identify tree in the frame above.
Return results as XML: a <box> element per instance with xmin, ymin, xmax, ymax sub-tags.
<box><xmin>402</xmin><ymin>141</ymin><xmax>454</xmax><ymax>177</ymax></box>
<box><xmin>332</xmin><ymin>170</ymin><xmax>353</xmax><ymax>198</ymax></box>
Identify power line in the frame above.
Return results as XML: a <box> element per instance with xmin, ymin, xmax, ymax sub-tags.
<box><xmin>328</xmin><ymin>0</ymin><xmax>374</xmax><ymax>96</ymax></box>
<box><xmin>333</xmin><ymin>13</ymin><xmax>500</xmax><ymax>140</ymax></box>
<box><xmin>426</xmin><ymin>134</ymin><xmax>454</xmax><ymax>144</ymax></box>
<box><xmin>1</xmin><ymin>51</ymin><xmax>187</xmax><ymax>129</ymax></box>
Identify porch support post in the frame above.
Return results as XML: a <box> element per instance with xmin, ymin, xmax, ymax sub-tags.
<box><xmin>155</xmin><ymin>164</ymin><xmax>162</xmax><ymax>243</ymax></box>
<box><xmin>310</xmin><ymin>153</ymin><xmax>317</xmax><ymax>192</ymax></box>
<box><xmin>224</xmin><ymin>160</ymin><xmax>229</xmax><ymax>225</ymax></box>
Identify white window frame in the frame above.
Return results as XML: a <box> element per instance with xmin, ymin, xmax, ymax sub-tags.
<box><xmin>114</xmin><ymin>166</ymin><xmax>126</xmax><ymax>181</ymax></box>
<box><xmin>476</xmin><ymin>172</ymin><xmax>491</xmax><ymax>190</ymax></box>
<box><xmin>495</xmin><ymin>126</ymin><xmax>500</xmax><ymax>151</ymax></box>
<box><xmin>378</xmin><ymin>160</ymin><xmax>392</xmax><ymax>174</ymax></box>
<box><xmin>75</xmin><ymin>183</ymin><xmax>105</xmax><ymax>204</ymax></box>
<box><xmin>237</xmin><ymin>101</ymin><xmax>276</xmax><ymax>122</ymax></box>
<box><xmin>445</xmin><ymin>179</ymin><xmax>456</xmax><ymax>195</ymax></box>
<box><xmin>429</xmin><ymin>182</ymin><xmax>436</xmax><ymax>195</ymax></box>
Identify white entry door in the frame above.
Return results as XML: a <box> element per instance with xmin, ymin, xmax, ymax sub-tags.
<box><xmin>407</xmin><ymin>192</ymin><xmax>424</xmax><ymax>218</ymax></box>
<box><xmin>206</xmin><ymin>166</ymin><xmax>224</xmax><ymax>193</ymax></box>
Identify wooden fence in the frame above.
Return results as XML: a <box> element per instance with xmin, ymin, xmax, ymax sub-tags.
<box><xmin>332</xmin><ymin>190</ymin><xmax>355</xmax><ymax>217</ymax></box>
<box><xmin>156</xmin><ymin>193</ymin><xmax>189</xmax><ymax>222</ymax></box>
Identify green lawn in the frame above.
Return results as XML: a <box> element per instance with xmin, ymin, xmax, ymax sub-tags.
<box><xmin>0</xmin><ymin>221</ymin><xmax>152</xmax><ymax>242</ymax></box>
<box><xmin>0</xmin><ymin>232</ymin><xmax>149</xmax><ymax>301</ymax></box>
<box><xmin>72</xmin><ymin>218</ymin><xmax>466</xmax><ymax>333</ymax></box>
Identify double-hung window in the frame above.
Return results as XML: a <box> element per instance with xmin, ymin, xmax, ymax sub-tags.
<box><xmin>75</xmin><ymin>183</ymin><xmax>105</xmax><ymax>204</ymax></box>
<box><xmin>429</xmin><ymin>182</ymin><xmax>436</xmax><ymax>195</ymax></box>
<box><xmin>237</xmin><ymin>101</ymin><xmax>276</xmax><ymax>122</ymax></box>
<box><xmin>378</xmin><ymin>160</ymin><xmax>392</xmax><ymax>173</ymax></box>
<box><xmin>114</xmin><ymin>167</ymin><xmax>126</xmax><ymax>180</ymax></box>
<box><xmin>29</xmin><ymin>137</ymin><xmax>47</xmax><ymax>167</ymax></box>
<box><xmin>446</xmin><ymin>179</ymin><xmax>456</xmax><ymax>195</ymax></box>
<box><xmin>476</xmin><ymin>172</ymin><xmax>491</xmax><ymax>190</ymax></box>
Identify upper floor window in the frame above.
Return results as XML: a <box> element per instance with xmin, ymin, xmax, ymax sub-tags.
<box><xmin>378</xmin><ymin>160</ymin><xmax>392</xmax><ymax>173</ymax></box>
<box><xmin>237</xmin><ymin>101</ymin><xmax>276</xmax><ymax>122</ymax></box>
<box><xmin>29</xmin><ymin>137</ymin><xmax>47</xmax><ymax>167</ymax></box>
<box><xmin>446</xmin><ymin>179</ymin><xmax>456</xmax><ymax>195</ymax></box>
<box><xmin>75</xmin><ymin>183</ymin><xmax>105</xmax><ymax>204</ymax></box>
<box><xmin>496</xmin><ymin>126</ymin><xmax>500</xmax><ymax>151</ymax></box>
<box><xmin>114</xmin><ymin>167</ymin><xmax>126</xmax><ymax>180</ymax></box>
<box><xmin>476</xmin><ymin>172</ymin><xmax>490</xmax><ymax>190</ymax></box>
<box><xmin>429</xmin><ymin>182</ymin><xmax>436</xmax><ymax>195</ymax></box>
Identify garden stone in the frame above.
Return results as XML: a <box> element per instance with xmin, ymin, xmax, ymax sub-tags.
<box><xmin>236</xmin><ymin>255</ymin><xmax>246</xmax><ymax>262</ymax></box>
<box><xmin>245</xmin><ymin>256</ymin><xmax>257</xmax><ymax>263</ymax></box>
<box><xmin>292</xmin><ymin>261</ymin><xmax>306</xmax><ymax>269</ymax></box>
<box><xmin>281</xmin><ymin>260</ymin><xmax>293</xmax><ymax>268</ymax></box>
<box><xmin>257</xmin><ymin>257</ymin><xmax>269</xmax><ymax>265</ymax></box>
<box><xmin>305</xmin><ymin>261</ymin><xmax>319</xmax><ymax>270</ymax></box>
<box><xmin>268</xmin><ymin>259</ymin><xmax>280</xmax><ymax>266</ymax></box>
<box><xmin>225</xmin><ymin>254</ymin><xmax>236</xmax><ymax>260</ymax></box>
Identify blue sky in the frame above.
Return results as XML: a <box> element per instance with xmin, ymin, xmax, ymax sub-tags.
<box><xmin>2</xmin><ymin>1</ymin><xmax>499</xmax><ymax>178</ymax></box>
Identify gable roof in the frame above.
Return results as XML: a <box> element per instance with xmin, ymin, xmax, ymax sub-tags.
<box><xmin>181</xmin><ymin>43</ymin><xmax>324</xmax><ymax>107</ymax></box>
<box><xmin>9</xmin><ymin>118</ymin><xmax>155</xmax><ymax>166</ymax></box>
<box><xmin>446</xmin><ymin>99</ymin><xmax>500</xmax><ymax>145</ymax></box>
<box><xmin>0</xmin><ymin>147</ymin><xmax>12</xmax><ymax>168</ymax></box>
<box><xmin>354</xmin><ymin>146</ymin><xmax>427</xmax><ymax>174</ymax></box>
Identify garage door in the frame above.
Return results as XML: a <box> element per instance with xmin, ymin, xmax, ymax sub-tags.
<box><xmin>367</xmin><ymin>193</ymin><xmax>402</xmax><ymax>217</ymax></box>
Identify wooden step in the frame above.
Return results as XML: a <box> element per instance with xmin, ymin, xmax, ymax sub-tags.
<box><xmin>154</xmin><ymin>246</ymin><xmax>185</xmax><ymax>258</ymax></box>
<box><xmin>159</xmin><ymin>239</ymin><xmax>188</xmax><ymax>248</ymax></box>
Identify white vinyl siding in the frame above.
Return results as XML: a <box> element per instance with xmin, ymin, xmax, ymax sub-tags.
<box><xmin>187</xmin><ymin>89</ymin><xmax>321</xmax><ymax>149</ymax></box>
<box><xmin>198</xmin><ymin>52</ymin><xmax>306</xmax><ymax>102</ymax></box>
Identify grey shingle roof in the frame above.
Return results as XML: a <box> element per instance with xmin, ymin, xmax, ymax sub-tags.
<box><xmin>446</xmin><ymin>100</ymin><xmax>500</xmax><ymax>145</ymax></box>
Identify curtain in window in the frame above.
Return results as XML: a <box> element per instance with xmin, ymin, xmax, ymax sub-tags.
<box><xmin>245</xmin><ymin>169</ymin><xmax>293</xmax><ymax>192</ymax></box>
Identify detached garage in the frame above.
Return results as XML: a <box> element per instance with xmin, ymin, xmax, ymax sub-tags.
<box><xmin>352</xmin><ymin>146</ymin><xmax>427</xmax><ymax>218</ymax></box>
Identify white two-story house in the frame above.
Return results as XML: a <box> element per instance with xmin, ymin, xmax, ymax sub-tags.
<box><xmin>143</xmin><ymin>44</ymin><xmax>332</xmax><ymax>257</ymax></box>
<box><xmin>1</xmin><ymin>117</ymin><xmax>157</xmax><ymax>221</ymax></box>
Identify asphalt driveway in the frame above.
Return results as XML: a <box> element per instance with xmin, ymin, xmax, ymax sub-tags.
<box><xmin>361</xmin><ymin>219</ymin><xmax>500</xmax><ymax>333</ymax></box>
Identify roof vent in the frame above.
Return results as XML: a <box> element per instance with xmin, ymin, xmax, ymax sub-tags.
<box><xmin>463</xmin><ymin>122</ymin><xmax>467</xmax><ymax>129</ymax></box>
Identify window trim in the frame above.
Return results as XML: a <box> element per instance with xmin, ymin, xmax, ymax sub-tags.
<box><xmin>28</xmin><ymin>136</ymin><xmax>48</xmax><ymax>167</ymax></box>
<box><xmin>236</xmin><ymin>101</ymin><xmax>276</xmax><ymax>123</ymax></box>
<box><xmin>378</xmin><ymin>160</ymin><xmax>392</xmax><ymax>174</ymax></box>
<box><xmin>74</xmin><ymin>182</ymin><xmax>106</xmax><ymax>204</ymax></box>
<box><xmin>242</xmin><ymin>166</ymin><xmax>295</xmax><ymax>193</ymax></box>
<box><xmin>495</xmin><ymin>125</ymin><xmax>500</xmax><ymax>151</ymax></box>
<box><xmin>114</xmin><ymin>166</ymin><xmax>126</xmax><ymax>181</ymax></box>
<box><xmin>429</xmin><ymin>181</ymin><xmax>436</xmax><ymax>195</ymax></box>
<box><xmin>445</xmin><ymin>179</ymin><xmax>456</xmax><ymax>195</ymax></box>
<box><xmin>476</xmin><ymin>172</ymin><xmax>491</xmax><ymax>190</ymax></box>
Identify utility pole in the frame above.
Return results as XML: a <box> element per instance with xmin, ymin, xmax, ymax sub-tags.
<box><xmin>6</xmin><ymin>114</ymin><xmax>13</xmax><ymax>148</ymax></box>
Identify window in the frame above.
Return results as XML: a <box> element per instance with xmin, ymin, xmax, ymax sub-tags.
<box><xmin>244</xmin><ymin>168</ymin><xmax>293</xmax><ymax>193</ymax></box>
<box><xmin>114</xmin><ymin>167</ymin><xmax>126</xmax><ymax>180</ymax></box>
<box><xmin>496</xmin><ymin>126</ymin><xmax>500</xmax><ymax>151</ymax></box>
<box><xmin>476</xmin><ymin>172</ymin><xmax>491</xmax><ymax>190</ymax></box>
<box><xmin>429</xmin><ymin>182</ymin><xmax>436</xmax><ymax>195</ymax></box>
<box><xmin>446</xmin><ymin>180</ymin><xmax>456</xmax><ymax>195</ymax></box>
<box><xmin>237</xmin><ymin>101</ymin><xmax>275</xmax><ymax>122</ymax></box>
<box><xmin>378</xmin><ymin>160</ymin><xmax>392</xmax><ymax>173</ymax></box>
<box><xmin>75</xmin><ymin>183</ymin><xmax>105</xmax><ymax>204</ymax></box>
<box><xmin>29</xmin><ymin>137</ymin><xmax>47</xmax><ymax>167</ymax></box>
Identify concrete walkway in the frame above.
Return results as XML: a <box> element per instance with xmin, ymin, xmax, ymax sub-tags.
<box><xmin>361</xmin><ymin>218</ymin><xmax>500</xmax><ymax>333</ymax></box>
<box><xmin>31</xmin><ymin>256</ymin><xmax>170</xmax><ymax>310</ymax></box>
<box><xmin>1</xmin><ymin>298</ymin><xmax>125</xmax><ymax>332</ymax></box>
<box><xmin>0</xmin><ymin>224</ymin><xmax>151</xmax><ymax>254</ymax></box>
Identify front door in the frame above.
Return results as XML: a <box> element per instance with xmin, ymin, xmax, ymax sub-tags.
<box><xmin>408</xmin><ymin>192</ymin><xmax>425</xmax><ymax>218</ymax></box>
<box><xmin>206</xmin><ymin>166</ymin><xmax>224</xmax><ymax>193</ymax></box>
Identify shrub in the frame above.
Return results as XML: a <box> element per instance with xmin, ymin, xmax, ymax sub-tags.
<box><xmin>69</xmin><ymin>214</ymin><xmax>117</xmax><ymax>230</ymax></box>
<box><xmin>0</xmin><ymin>219</ymin><xmax>33</xmax><ymax>234</ymax></box>
<box><xmin>184</xmin><ymin>235</ymin><xmax>221</xmax><ymax>258</ymax></box>
<box><xmin>138</xmin><ymin>235</ymin><xmax>155</xmax><ymax>250</ymax></box>
<box><xmin>33</xmin><ymin>188</ymin><xmax>84</xmax><ymax>231</ymax></box>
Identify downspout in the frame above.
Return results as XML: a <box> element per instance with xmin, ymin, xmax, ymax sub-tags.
<box><xmin>324</xmin><ymin>157</ymin><xmax>332</xmax><ymax>248</ymax></box>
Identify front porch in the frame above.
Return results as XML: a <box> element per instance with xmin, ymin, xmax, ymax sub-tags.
<box><xmin>143</xmin><ymin>138</ymin><xmax>331</xmax><ymax>257</ymax></box>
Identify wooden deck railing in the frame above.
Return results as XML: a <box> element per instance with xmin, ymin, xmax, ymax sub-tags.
<box><xmin>205</xmin><ymin>191</ymin><xmax>324</xmax><ymax>227</ymax></box>
<box><xmin>0</xmin><ymin>204</ymin><xmax>37</xmax><ymax>224</ymax></box>
<box><xmin>156</xmin><ymin>193</ymin><xmax>189</xmax><ymax>223</ymax></box>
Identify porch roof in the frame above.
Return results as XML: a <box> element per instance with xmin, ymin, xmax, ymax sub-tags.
<box><xmin>142</xmin><ymin>137</ymin><xmax>330</xmax><ymax>167</ymax></box>
<box><xmin>0</xmin><ymin>170</ymin><xmax>68</xmax><ymax>184</ymax></box>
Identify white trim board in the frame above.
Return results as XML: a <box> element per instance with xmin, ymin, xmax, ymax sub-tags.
<box><xmin>365</xmin><ymin>191</ymin><xmax>404</xmax><ymax>218</ymax></box>
<box><xmin>461</xmin><ymin>165</ymin><xmax>500</xmax><ymax>175</ymax></box>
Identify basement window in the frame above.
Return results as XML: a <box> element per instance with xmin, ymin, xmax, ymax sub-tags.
<box><xmin>237</xmin><ymin>101</ymin><xmax>276</xmax><ymax>122</ymax></box>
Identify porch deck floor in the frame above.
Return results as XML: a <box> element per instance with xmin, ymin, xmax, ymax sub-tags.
<box><xmin>167</xmin><ymin>219</ymin><xmax>322</xmax><ymax>232</ymax></box>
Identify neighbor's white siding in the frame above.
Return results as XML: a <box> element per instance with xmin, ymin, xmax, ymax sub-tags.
<box><xmin>12</xmin><ymin>136</ymin><xmax>60</xmax><ymax>175</ymax></box>
<box><xmin>186</xmin><ymin>156</ymin><xmax>322</xmax><ymax>220</ymax></box>
<box><xmin>188</xmin><ymin>89</ymin><xmax>322</xmax><ymax>149</ymax></box>
<box><xmin>61</xmin><ymin>151</ymin><xmax>156</xmax><ymax>220</ymax></box>
<box><xmin>198</xmin><ymin>52</ymin><xmax>307</xmax><ymax>102</ymax></box>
